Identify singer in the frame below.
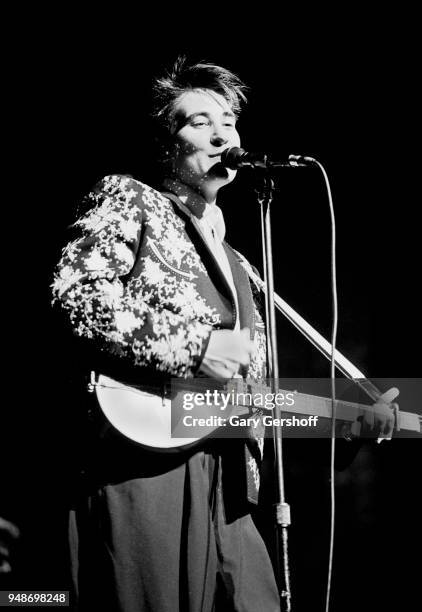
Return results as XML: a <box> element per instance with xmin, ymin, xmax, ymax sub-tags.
<box><xmin>52</xmin><ymin>57</ymin><xmax>281</xmax><ymax>612</ymax></box>
<box><xmin>51</xmin><ymin>57</ymin><xmax>393</xmax><ymax>612</ymax></box>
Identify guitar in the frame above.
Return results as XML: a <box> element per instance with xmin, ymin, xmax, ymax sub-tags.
<box><xmin>89</xmin><ymin>373</ymin><xmax>422</xmax><ymax>452</ymax></box>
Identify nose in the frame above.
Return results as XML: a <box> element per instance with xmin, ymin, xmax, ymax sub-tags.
<box><xmin>210</xmin><ymin>128</ymin><xmax>228</xmax><ymax>148</ymax></box>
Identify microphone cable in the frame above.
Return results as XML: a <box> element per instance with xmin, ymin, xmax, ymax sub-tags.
<box><xmin>291</xmin><ymin>155</ymin><xmax>339</xmax><ymax>612</ymax></box>
<box><xmin>313</xmin><ymin>158</ymin><xmax>338</xmax><ymax>612</ymax></box>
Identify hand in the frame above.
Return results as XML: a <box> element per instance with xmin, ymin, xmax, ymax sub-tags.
<box><xmin>0</xmin><ymin>516</ymin><xmax>20</xmax><ymax>574</ymax></box>
<box><xmin>349</xmin><ymin>387</ymin><xmax>398</xmax><ymax>441</ymax></box>
<box><xmin>199</xmin><ymin>328</ymin><xmax>255</xmax><ymax>380</ymax></box>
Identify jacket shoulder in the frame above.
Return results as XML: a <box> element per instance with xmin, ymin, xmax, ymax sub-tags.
<box><xmin>91</xmin><ymin>174</ymin><xmax>169</xmax><ymax>209</ymax></box>
<box><xmin>73</xmin><ymin>175</ymin><xmax>171</xmax><ymax>225</ymax></box>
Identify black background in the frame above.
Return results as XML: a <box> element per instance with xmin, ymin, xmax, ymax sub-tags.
<box><xmin>2</xmin><ymin>10</ymin><xmax>420</xmax><ymax>611</ymax></box>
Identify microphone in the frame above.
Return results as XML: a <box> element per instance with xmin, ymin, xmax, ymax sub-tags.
<box><xmin>220</xmin><ymin>147</ymin><xmax>270</xmax><ymax>169</ymax></box>
<box><xmin>221</xmin><ymin>147</ymin><xmax>315</xmax><ymax>170</ymax></box>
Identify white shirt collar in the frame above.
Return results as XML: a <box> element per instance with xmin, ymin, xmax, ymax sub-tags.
<box><xmin>162</xmin><ymin>178</ymin><xmax>226</xmax><ymax>241</ymax></box>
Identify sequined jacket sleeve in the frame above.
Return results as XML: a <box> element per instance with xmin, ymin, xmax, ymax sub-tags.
<box><xmin>51</xmin><ymin>175</ymin><xmax>214</xmax><ymax>377</ymax></box>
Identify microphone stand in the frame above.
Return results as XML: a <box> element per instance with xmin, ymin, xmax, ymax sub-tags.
<box><xmin>256</xmin><ymin>172</ymin><xmax>292</xmax><ymax>612</ymax></box>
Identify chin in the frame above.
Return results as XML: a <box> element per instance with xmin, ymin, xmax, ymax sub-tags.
<box><xmin>226</xmin><ymin>168</ymin><xmax>237</xmax><ymax>182</ymax></box>
<box><xmin>208</xmin><ymin>162</ymin><xmax>236</xmax><ymax>181</ymax></box>
<box><xmin>218</xmin><ymin>169</ymin><xmax>237</xmax><ymax>188</ymax></box>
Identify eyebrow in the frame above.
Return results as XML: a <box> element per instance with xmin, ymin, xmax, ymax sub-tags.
<box><xmin>187</xmin><ymin>111</ymin><xmax>236</xmax><ymax>120</ymax></box>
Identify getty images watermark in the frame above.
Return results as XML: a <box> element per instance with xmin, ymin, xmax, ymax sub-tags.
<box><xmin>169</xmin><ymin>379</ymin><xmax>328</xmax><ymax>440</ymax></box>
<box><xmin>169</xmin><ymin>378</ymin><xmax>422</xmax><ymax>440</ymax></box>
<box><xmin>181</xmin><ymin>388</ymin><xmax>318</xmax><ymax>429</ymax></box>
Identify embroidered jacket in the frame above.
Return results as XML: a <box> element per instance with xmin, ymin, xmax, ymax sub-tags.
<box><xmin>51</xmin><ymin>175</ymin><xmax>267</xmax><ymax>502</ymax></box>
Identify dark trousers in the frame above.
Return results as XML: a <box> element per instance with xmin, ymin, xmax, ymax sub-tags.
<box><xmin>69</xmin><ymin>444</ymin><xmax>280</xmax><ymax>611</ymax></box>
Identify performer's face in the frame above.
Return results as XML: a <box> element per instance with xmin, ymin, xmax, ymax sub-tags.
<box><xmin>168</xmin><ymin>89</ymin><xmax>241</xmax><ymax>200</ymax></box>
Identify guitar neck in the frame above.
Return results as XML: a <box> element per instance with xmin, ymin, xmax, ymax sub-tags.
<box><xmin>224</xmin><ymin>379</ymin><xmax>422</xmax><ymax>434</ymax></box>
<box><xmin>172</xmin><ymin>377</ymin><xmax>421</xmax><ymax>434</ymax></box>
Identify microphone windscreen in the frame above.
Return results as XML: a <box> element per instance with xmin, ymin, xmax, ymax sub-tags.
<box><xmin>220</xmin><ymin>147</ymin><xmax>246</xmax><ymax>169</ymax></box>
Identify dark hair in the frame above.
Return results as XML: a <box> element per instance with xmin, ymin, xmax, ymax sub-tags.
<box><xmin>151</xmin><ymin>56</ymin><xmax>248</xmax><ymax>134</ymax></box>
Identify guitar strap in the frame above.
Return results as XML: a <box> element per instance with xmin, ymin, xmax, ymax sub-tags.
<box><xmin>229</xmin><ymin>248</ymin><xmax>264</xmax><ymax>294</ymax></box>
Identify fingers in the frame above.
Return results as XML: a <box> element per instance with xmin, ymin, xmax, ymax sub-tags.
<box><xmin>377</xmin><ymin>404</ymin><xmax>395</xmax><ymax>437</ymax></box>
<box><xmin>364</xmin><ymin>402</ymin><xmax>395</xmax><ymax>438</ymax></box>
<box><xmin>376</xmin><ymin>388</ymin><xmax>399</xmax><ymax>440</ymax></box>
<box><xmin>213</xmin><ymin>358</ymin><xmax>241</xmax><ymax>379</ymax></box>
<box><xmin>375</xmin><ymin>403</ymin><xmax>394</xmax><ymax>432</ymax></box>
<box><xmin>205</xmin><ymin>329</ymin><xmax>254</xmax><ymax>367</ymax></box>
<box><xmin>363</xmin><ymin>408</ymin><xmax>375</xmax><ymax>430</ymax></box>
<box><xmin>199</xmin><ymin>360</ymin><xmax>239</xmax><ymax>381</ymax></box>
<box><xmin>201</xmin><ymin>328</ymin><xmax>256</xmax><ymax>380</ymax></box>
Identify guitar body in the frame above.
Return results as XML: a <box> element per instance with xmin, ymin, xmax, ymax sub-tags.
<box><xmin>94</xmin><ymin>374</ymin><xmax>240</xmax><ymax>452</ymax></box>
<box><xmin>95</xmin><ymin>375</ymin><xmax>196</xmax><ymax>451</ymax></box>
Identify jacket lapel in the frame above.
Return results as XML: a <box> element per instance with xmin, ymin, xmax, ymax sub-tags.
<box><xmin>162</xmin><ymin>191</ymin><xmax>258</xmax><ymax>380</ymax></box>
<box><xmin>162</xmin><ymin>191</ymin><xmax>238</xmax><ymax>310</ymax></box>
